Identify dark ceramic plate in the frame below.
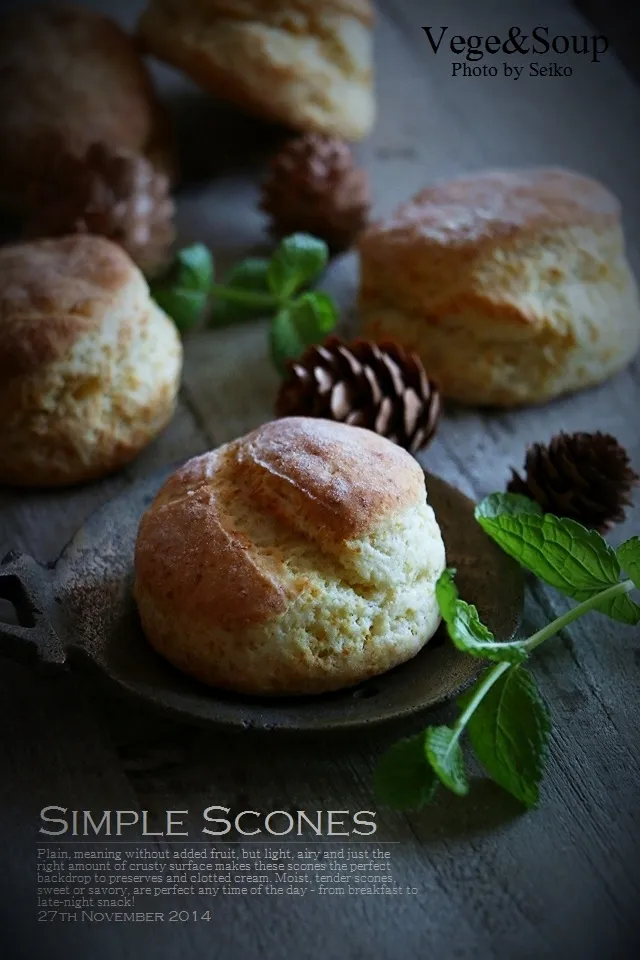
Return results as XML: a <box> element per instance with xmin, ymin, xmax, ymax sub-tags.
<box><xmin>0</xmin><ymin>467</ymin><xmax>524</xmax><ymax>732</ymax></box>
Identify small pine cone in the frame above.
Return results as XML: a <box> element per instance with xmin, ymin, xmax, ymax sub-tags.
<box><xmin>260</xmin><ymin>134</ymin><xmax>371</xmax><ymax>255</ymax></box>
<box><xmin>25</xmin><ymin>141</ymin><xmax>175</xmax><ymax>276</ymax></box>
<box><xmin>508</xmin><ymin>431</ymin><xmax>639</xmax><ymax>532</ymax></box>
<box><xmin>275</xmin><ymin>337</ymin><xmax>442</xmax><ymax>454</ymax></box>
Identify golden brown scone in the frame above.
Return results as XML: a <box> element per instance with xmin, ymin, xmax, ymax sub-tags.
<box><xmin>0</xmin><ymin>2</ymin><xmax>172</xmax><ymax>213</ymax></box>
<box><xmin>0</xmin><ymin>235</ymin><xmax>182</xmax><ymax>487</ymax></box>
<box><xmin>138</xmin><ymin>0</ymin><xmax>375</xmax><ymax>140</ymax></box>
<box><xmin>358</xmin><ymin>168</ymin><xmax>640</xmax><ymax>407</ymax></box>
<box><xmin>134</xmin><ymin>417</ymin><xmax>446</xmax><ymax>696</ymax></box>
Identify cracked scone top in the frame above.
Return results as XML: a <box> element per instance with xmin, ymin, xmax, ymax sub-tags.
<box><xmin>134</xmin><ymin>417</ymin><xmax>446</xmax><ymax>695</ymax></box>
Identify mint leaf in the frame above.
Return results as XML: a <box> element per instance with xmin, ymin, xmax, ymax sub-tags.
<box><xmin>211</xmin><ymin>258</ymin><xmax>274</xmax><ymax>325</ymax></box>
<box><xmin>617</xmin><ymin>538</ymin><xmax>640</xmax><ymax>589</ymax></box>
<box><xmin>477</xmin><ymin>492</ymin><xmax>543</xmax><ymax>519</ymax></box>
<box><xmin>270</xmin><ymin>307</ymin><xmax>299</xmax><ymax>373</ymax></box>
<box><xmin>436</xmin><ymin>569</ymin><xmax>527</xmax><ymax>663</ymax></box>
<box><xmin>267</xmin><ymin>234</ymin><xmax>328</xmax><ymax>300</ymax></box>
<box><xmin>151</xmin><ymin>243</ymin><xmax>214</xmax><ymax>332</ymax></box>
<box><xmin>450</xmin><ymin>601</ymin><xmax>528</xmax><ymax>663</ymax></box>
<box><xmin>291</xmin><ymin>292</ymin><xmax>337</xmax><ymax>344</ymax></box>
<box><xmin>425</xmin><ymin>726</ymin><xmax>469</xmax><ymax>796</ymax></box>
<box><xmin>226</xmin><ymin>257</ymin><xmax>271</xmax><ymax>290</ymax></box>
<box><xmin>297</xmin><ymin>291</ymin><xmax>338</xmax><ymax>333</ymax></box>
<box><xmin>435</xmin><ymin>567</ymin><xmax>459</xmax><ymax>620</ymax></box>
<box><xmin>374</xmin><ymin>734</ymin><xmax>438</xmax><ymax>810</ymax></box>
<box><xmin>461</xmin><ymin>666</ymin><xmax>550</xmax><ymax>808</ymax></box>
<box><xmin>174</xmin><ymin>243</ymin><xmax>214</xmax><ymax>290</ymax></box>
<box><xmin>269</xmin><ymin>294</ymin><xmax>337</xmax><ymax>373</ymax></box>
<box><xmin>475</xmin><ymin>505</ymin><xmax>621</xmax><ymax>600</ymax></box>
<box><xmin>596</xmin><ymin>592</ymin><xmax>640</xmax><ymax>625</ymax></box>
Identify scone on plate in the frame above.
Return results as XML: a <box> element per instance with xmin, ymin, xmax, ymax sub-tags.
<box><xmin>137</xmin><ymin>0</ymin><xmax>375</xmax><ymax>140</ymax></box>
<box><xmin>134</xmin><ymin>417</ymin><xmax>446</xmax><ymax>696</ymax></box>
<box><xmin>358</xmin><ymin>168</ymin><xmax>640</xmax><ymax>407</ymax></box>
<box><xmin>0</xmin><ymin>2</ymin><xmax>172</xmax><ymax>212</ymax></box>
<box><xmin>0</xmin><ymin>235</ymin><xmax>182</xmax><ymax>487</ymax></box>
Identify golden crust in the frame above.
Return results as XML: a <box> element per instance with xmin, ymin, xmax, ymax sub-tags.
<box><xmin>134</xmin><ymin>418</ymin><xmax>445</xmax><ymax>694</ymax></box>
<box><xmin>137</xmin><ymin>0</ymin><xmax>375</xmax><ymax>140</ymax></box>
<box><xmin>135</xmin><ymin>450</ymin><xmax>290</xmax><ymax>633</ymax></box>
<box><xmin>0</xmin><ymin>236</ymin><xmax>136</xmax><ymax>382</ymax></box>
<box><xmin>358</xmin><ymin>168</ymin><xmax>622</xmax><ymax>316</ymax></box>
<box><xmin>0</xmin><ymin>2</ymin><xmax>172</xmax><ymax>211</ymax></box>
<box><xmin>230</xmin><ymin>417</ymin><xmax>424</xmax><ymax>539</ymax></box>
<box><xmin>365</xmin><ymin>168</ymin><xmax>620</xmax><ymax>251</ymax></box>
<box><xmin>0</xmin><ymin>236</ymin><xmax>182</xmax><ymax>487</ymax></box>
<box><xmin>358</xmin><ymin>168</ymin><xmax>640</xmax><ymax>406</ymax></box>
<box><xmin>135</xmin><ymin>417</ymin><xmax>425</xmax><ymax>629</ymax></box>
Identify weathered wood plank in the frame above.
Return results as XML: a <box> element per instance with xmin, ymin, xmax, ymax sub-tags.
<box><xmin>0</xmin><ymin>395</ymin><xmax>208</xmax><ymax>959</ymax></box>
<box><xmin>2</xmin><ymin>0</ymin><xmax>640</xmax><ymax>958</ymax></box>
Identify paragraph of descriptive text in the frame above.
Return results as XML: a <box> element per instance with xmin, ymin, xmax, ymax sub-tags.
<box><xmin>37</xmin><ymin>843</ymin><xmax>417</xmax><ymax>923</ymax></box>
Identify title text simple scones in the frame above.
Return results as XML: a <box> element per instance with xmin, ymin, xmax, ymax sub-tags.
<box><xmin>134</xmin><ymin>417</ymin><xmax>446</xmax><ymax>696</ymax></box>
<box><xmin>358</xmin><ymin>167</ymin><xmax>640</xmax><ymax>407</ymax></box>
<box><xmin>0</xmin><ymin>236</ymin><xmax>182</xmax><ymax>487</ymax></box>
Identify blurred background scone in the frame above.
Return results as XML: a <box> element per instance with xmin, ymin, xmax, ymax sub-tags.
<box><xmin>134</xmin><ymin>417</ymin><xmax>446</xmax><ymax>696</ymax></box>
<box><xmin>138</xmin><ymin>0</ymin><xmax>375</xmax><ymax>141</ymax></box>
<box><xmin>0</xmin><ymin>2</ymin><xmax>172</xmax><ymax>214</ymax></box>
<box><xmin>358</xmin><ymin>167</ymin><xmax>640</xmax><ymax>407</ymax></box>
<box><xmin>0</xmin><ymin>235</ymin><xmax>182</xmax><ymax>487</ymax></box>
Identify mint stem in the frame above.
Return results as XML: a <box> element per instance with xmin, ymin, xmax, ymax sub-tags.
<box><xmin>210</xmin><ymin>284</ymin><xmax>278</xmax><ymax>308</ymax></box>
<box><xmin>453</xmin><ymin>661</ymin><xmax>510</xmax><ymax>740</ymax></box>
<box><xmin>524</xmin><ymin>579</ymin><xmax>634</xmax><ymax>652</ymax></box>
<box><xmin>449</xmin><ymin>579</ymin><xmax>635</xmax><ymax>745</ymax></box>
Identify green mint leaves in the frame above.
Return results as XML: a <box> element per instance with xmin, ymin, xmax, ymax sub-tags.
<box><xmin>373</xmin><ymin>734</ymin><xmax>437</xmax><ymax>810</ymax></box>
<box><xmin>210</xmin><ymin>258</ymin><xmax>273</xmax><ymax>325</ymax></box>
<box><xmin>476</xmin><ymin>494</ymin><xmax>640</xmax><ymax>626</ymax></box>
<box><xmin>462</xmin><ymin>666</ymin><xmax>551</xmax><ymax>808</ymax></box>
<box><xmin>150</xmin><ymin>243</ymin><xmax>214</xmax><ymax>332</ymax></box>
<box><xmin>375</xmin><ymin>494</ymin><xmax>639</xmax><ymax>812</ymax></box>
<box><xmin>475</xmin><ymin>494</ymin><xmax>621</xmax><ymax>600</ymax></box>
<box><xmin>211</xmin><ymin>233</ymin><xmax>336</xmax><ymax>372</ymax></box>
<box><xmin>269</xmin><ymin>292</ymin><xmax>337</xmax><ymax>373</ymax></box>
<box><xmin>267</xmin><ymin>234</ymin><xmax>328</xmax><ymax>301</ymax></box>
<box><xmin>150</xmin><ymin>234</ymin><xmax>337</xmax><ymax>367</ymax></box>
<box><xmin>617</xmin><ymin>537</ymin><xmax>640</xmax><ymax>589</ymax></box>
<box><xmin>436</xmin><ymin>568</ymin><xmax>527</xmax><ymax>664</ymax></box>
<box><xmin>425</xmin><ymin>726</ymin><xmax>469</xmax><ymax>796</ymax></box>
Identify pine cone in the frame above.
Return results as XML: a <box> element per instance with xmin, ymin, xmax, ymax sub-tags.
<box><xmin>25</xmin><ymin>141</ymin><xmax>175</xmax><ymax>275</ymax></box>
<box><xmin>508</xmin><ymin>432</ymin><xmax>639</xmax><ymax>532</ymax></box>
<box><xmin>260</xmin><ymin>134</ymin><xmax>371</xmax><ymax>254</ymax></box>
<box><xmin>275</xmin><ymin>337</ymin><xmax>442</xmax><ymax>454</ymax></box>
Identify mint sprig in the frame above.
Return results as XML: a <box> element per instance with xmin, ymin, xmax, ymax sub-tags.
<box><xmin>149</xmin><ymin>234</ymin><xmax>337</xmax><ymax>363</ymax></box>
<box><xmin>210</xmin><ymin>233</ymin><xmax>336</xmax><ymax>371</ymax></box>
<box><xmin>375</xmin><ymin>494</ymin><xmax>640</xmax><ymax>811</ymax></box>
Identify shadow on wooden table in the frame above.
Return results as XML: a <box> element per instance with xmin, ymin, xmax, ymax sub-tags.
<box><xmin>165</xmin><ymin>90</ymin><xmax>293</xmax><ymax>188</ymax></box>
<box><xmin>95</xmin><ymin>683</ymin><xmax>524</xmax><ymax>846</ymax></box>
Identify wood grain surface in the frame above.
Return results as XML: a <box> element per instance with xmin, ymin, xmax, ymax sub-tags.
<box><xmin>1</xmin><ymin>1</ymin><xmax>639</xmax><ymax>959</ymax></box>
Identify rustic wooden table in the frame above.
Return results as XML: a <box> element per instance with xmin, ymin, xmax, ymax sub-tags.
<box><xmin>1</xmin><ymin>1</ymin><xmax>639</xmax><ymax>958</ymax></box>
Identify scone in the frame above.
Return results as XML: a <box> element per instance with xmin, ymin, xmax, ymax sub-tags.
<box><xmin>0</xmin><ymin>2</ymin><xmax>172</xmax><ymax>213</ymax></box>
<box><xmin>137</xmin><ymin>0</ymin><xmax>375</xmax><ymax>140</ymax></box>
<box><xmin>358</xmin><ymin>168</ymin><xmax>640</xmax><ymax>407</ymax></box>
<box><xmin>0</xmin><ymin>235</ymin><xmax>182</xmax><ymax>487</ymax></box>
<box><xmin>134</xmin><ymin>417</ymin><xmax>446</xmax><ymax>696</ymax></box>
